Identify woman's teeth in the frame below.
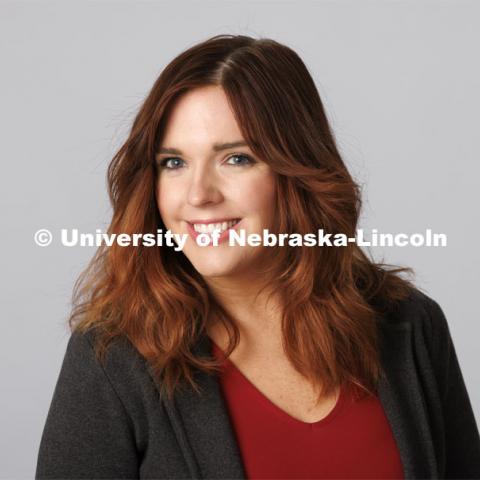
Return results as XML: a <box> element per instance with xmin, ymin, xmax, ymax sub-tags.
<box><xmin>192</xmin><ymin>219</ymin><xmax>239</xmax><ymax>234</ymax></box>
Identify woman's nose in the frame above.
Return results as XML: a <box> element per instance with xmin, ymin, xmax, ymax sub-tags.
<box><xmin>187</xmin><ymin>168</ymin><xmax>223</xmax><ymax>206</ymax></box>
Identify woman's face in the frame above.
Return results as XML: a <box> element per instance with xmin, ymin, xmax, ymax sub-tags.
<box><xmin>156</xmin><ymin>85</ymin><xmax>276</xmax><ymax>280</ymax></box>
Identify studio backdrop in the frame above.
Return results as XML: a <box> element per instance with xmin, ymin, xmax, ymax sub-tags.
<box><xmin>1</xmin><ymin>1</ymin><xmax>479</xmax><ymax>479</ymax></box>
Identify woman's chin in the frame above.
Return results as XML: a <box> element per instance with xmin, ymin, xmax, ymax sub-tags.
<box><xmin>189</xmin><ymin>261</ymin><xmax>241</xmax><ymax>279</ymax></box>
<box><xmin>186</xmin><ymin>251</ymin><xmax>249</xmax><ymax>280</ymax></box>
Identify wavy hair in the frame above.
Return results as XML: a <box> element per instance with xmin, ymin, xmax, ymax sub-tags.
<box><xmin>69</xmin><ymin>34</ymin><xmax>416</xmax><ymax>402</ymax></box>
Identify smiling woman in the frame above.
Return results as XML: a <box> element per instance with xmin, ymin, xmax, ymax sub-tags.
<box><xmin>36</xmin><ymin>34</ymin><xmax>480</xmax><ymax>479</ymax></box>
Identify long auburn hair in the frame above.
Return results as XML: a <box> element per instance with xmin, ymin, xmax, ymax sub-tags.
<box><xmin>69</xmin><ymin>34</ymin><xmax>416</xmax><ymax>402</ymax></box>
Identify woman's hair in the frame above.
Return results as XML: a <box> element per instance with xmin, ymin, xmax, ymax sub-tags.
<box><xmin>70</xmin><ymin>34</ymin><xmax>416</xmax><ymax>402</ymax></box>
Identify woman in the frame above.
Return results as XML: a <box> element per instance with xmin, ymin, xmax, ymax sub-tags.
<box><xmin>36</xmin><ymin>34</ymin><xmax>480</xmax><ymax>479</ymax></box>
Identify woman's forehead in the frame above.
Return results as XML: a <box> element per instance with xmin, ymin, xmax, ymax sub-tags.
<box><xmin>165</xmin><ymin>86</ymin><xmax>233</xmax><ymax>123</ymax></box>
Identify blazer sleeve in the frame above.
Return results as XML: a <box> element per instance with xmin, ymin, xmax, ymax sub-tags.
<box><xmin>425</xmin><ymin>297</ymin><xmax>480</xmax><ymax>478</ymax></box>
<box><xmin>35</xmin><ymin>331</ymin><xmax>139</xmax><ymax>479</ymax></box>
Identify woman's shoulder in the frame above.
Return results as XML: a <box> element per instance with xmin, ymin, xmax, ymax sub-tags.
<box><xmin>66</xmin><ymin>327</ymin><xmax>145</xmax><ymax>375</ymax></box>
<box><xmin>37</xmin><ymin>329</ymin><xmax>164</xmax><ymax>478</ymax></box>
<box><xmin>377</xmin><ymin>286</ymin><xmax>455</xmax><ymax>368</ymax></box>
<box><xmin>378</xmin><ymin>286</ymin><xmax>449</xmax><ymax>332</ymax></box>
<box><xmin>64</xmin><ymin>327</ymin><xmax>161</xmax><ymax>410</ymax></box>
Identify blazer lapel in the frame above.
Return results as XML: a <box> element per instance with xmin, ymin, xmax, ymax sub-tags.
<box><xmin>376</xmin><ymin>319</ymin><xmax>439</xmax><ymax>478</ymax></box>
<box><xmin>159</xmin><ymin>333</ymin><xmax>247</xmax><ymax>479</ymax></box>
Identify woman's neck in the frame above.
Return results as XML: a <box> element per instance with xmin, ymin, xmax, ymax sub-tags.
<box><xmin>204</xmin><ymin>275</ymin><xmax>284</xmax><ymax>353</ymax></box>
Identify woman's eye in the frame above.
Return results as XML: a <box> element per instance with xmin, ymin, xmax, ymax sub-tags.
<box><xmin>159</xmin><ymin>158</ymin><xmax>184</xmax><ymax>170</ymax></box>
<box><xmin>158</xmin><ymin>154</ymin><xmax>254</xmax><ymax>170</ymax></box>
<box><xmin>226</xmin><ymin>154</ymin><xmax>255</xmax><ymax>166</ymax></box>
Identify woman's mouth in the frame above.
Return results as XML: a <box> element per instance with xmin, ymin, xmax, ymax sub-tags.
<box><xmin>186</xmin><ymin>218</ymin><xmax>242</xmax><ymax>244</ymax></box>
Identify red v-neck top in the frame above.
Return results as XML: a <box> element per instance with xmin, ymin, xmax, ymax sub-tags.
<box><xmin>211</xmin><ymin>341</ymin><xmax>404</xmax><ymax>479</ymax></box>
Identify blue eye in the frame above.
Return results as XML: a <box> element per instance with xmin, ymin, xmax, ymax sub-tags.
<box><xmin>157</xmin><ymin>153</ymin><xmax>255</xmax><ymax>171</ymax></box>
<box><xmin>226</xmin><ymin>154</ymin><xmax>254</xmax><ymax>166</ymax></box>
<box><xmin>159</xmin><ymin>158</ymin><xmax>184</xmax><ymax>170</ymax></box>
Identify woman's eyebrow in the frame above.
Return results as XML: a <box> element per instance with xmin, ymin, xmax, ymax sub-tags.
<box><xmin>157</xmin><ymin>141</ymin><xmax>248</xmax><ymax>155</ymax></box>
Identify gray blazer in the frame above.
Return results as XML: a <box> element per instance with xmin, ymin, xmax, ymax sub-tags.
<box><xmin>36</xmin><ymin>289</ymin><xmax>480</xmax><ymax>479</ymax></box>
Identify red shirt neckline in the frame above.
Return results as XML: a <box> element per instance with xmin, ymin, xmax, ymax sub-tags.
<box><xmin>211</xmin><ymin>339</ymin><xmax>347</xmax><ymax>429</ymax></box>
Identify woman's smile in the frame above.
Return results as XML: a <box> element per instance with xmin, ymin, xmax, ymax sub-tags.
<box><xmin>186</xmin><ymin>218</ymin><xmax>243</xmax><ymax>244</ymax></box>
